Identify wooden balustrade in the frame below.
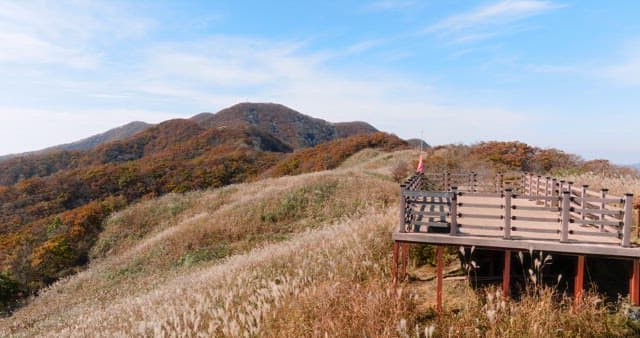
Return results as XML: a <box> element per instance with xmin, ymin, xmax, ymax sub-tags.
<box><xmin>400</xmin><ymin>172</ymin><xmax>635</xmax><ymax>248</ymax></box>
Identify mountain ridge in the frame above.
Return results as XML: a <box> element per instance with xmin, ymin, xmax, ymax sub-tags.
<box><xmin>0</xmin><ymin>121</ymin><xmax>152</xmax><ymax>163</ymax></box>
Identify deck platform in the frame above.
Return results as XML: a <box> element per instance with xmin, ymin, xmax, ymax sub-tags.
<box><xmin>392</xmin><ymin>171</ymin><xmax>639</xmax><ymax>308</ymax></box>
<box><xmin>393</xmin><ymin>193</ymin><xmax>640</xmax><ymax>258</ymax></box>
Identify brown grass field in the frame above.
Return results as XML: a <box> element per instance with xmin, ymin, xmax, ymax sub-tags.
<box><xmin>1</xmin><ymin>149</ymin><xmax>638</xmax><ymax>337</ymax></box>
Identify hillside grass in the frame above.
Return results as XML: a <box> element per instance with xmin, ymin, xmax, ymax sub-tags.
<box><xmin>0</xmin><ymin>149</ymin><xmax>636</xmax><ymax>337</ymax></box>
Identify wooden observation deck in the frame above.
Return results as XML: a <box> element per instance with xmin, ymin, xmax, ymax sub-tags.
<box><xmin>392</xmin><ymin>171</ymin><xmax>638</xmax><ymax>310</ymax></box>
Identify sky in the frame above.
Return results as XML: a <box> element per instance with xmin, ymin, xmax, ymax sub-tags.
<box><xmin>0</xmin><ymin>1</ymin><xmax>639</xmax><ymax>164</ymax></box>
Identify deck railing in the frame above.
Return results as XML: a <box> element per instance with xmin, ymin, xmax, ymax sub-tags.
<box><xmin>400</xmin><ymin>172</ymin><xmax>635</xmax><ymax>248</ymax></box>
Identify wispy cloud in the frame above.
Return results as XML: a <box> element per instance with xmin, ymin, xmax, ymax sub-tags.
<box><xmin>427</xmin><ymin>1</ymin><xmax>562</xmax><ymax>43</ymax></box>
<box><xmin>0</xmin><ymin>1</ymin><xmax>152</xmax><ymax>68</ymax></box>
<box><xmin>602</xmin><ymin>52</ymin><xmax>640</xmax><ymax>86</ymax></box>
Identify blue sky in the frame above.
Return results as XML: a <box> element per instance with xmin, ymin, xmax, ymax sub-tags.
<box><xmin>1</xmin><ymin>1</ymin><xmax>639</xmax><ymax>164</ymax></box>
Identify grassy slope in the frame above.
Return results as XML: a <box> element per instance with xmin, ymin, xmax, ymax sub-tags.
<box><xmin>0</xmin><ymin>149</ymin><xmax>635</xmax><ymax>337</ymax></box>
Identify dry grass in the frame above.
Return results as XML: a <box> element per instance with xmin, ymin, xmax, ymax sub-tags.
<box><xmin>0</xmin><ymin>149</ymin><xmax>637</xmax><ymax>337</ymax></box>
<box><xmin>560</xmin><ymin>172</ymin><xmax>640</xmax><ymax>197</ymax></box>
<box><xmin>430</xmin><ymin>285</ymin><xmax>631</xmax><ymax>337</ymax></box>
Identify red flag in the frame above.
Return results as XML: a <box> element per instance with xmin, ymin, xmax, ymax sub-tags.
<box><xmin>416</xmin><ymin>154</ymin><xmax>424</xmax><ymax>173</ymax></box>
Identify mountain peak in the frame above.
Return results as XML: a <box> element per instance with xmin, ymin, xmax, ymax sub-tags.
<box><xmin>195</xmin><ymin>102</ymin><xmax>378</xmax><ymax>149</ymax></box>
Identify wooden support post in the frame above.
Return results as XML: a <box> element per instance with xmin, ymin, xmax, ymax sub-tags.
<box><xmin>450</xmin><ymin>187</ymin><xmax>458</xmax><ymax>236</ymax></box>
<box><xmin>436</xmin><ymin>245</ymin><xmax>444</xmax><ymax>312</ymax></box>
<box><xmin>574</xmin><ymin>255</ymin><xmax>585</xmax><ymax>305</ymax></box>
<box><xmin>561</xmin><ymin>190</ymin><xmax>570</xmax><ymax>242</ymax></box>
<box><xmin>504</xmin><ymin>189</ymin><xmax>512</xmax><ymax>240</ymax></box>
<box><xmin>400</xmin><ymin>243</ymin><xmax>409</xmax><ymax>281</ymax></box>
<box><xmin>630</xmin><ymin>259</ymin><xmax>640</xmax><ymax>306</ymax></box>
<box><xmin>392</xmin><ymin>242</ymin><xmax>399</xmax><ymax>286</ymax></box>
<box><xmin>503</xmin><ymin>250</ymin><xmax>511</xmax><ymax>297</ymax></box>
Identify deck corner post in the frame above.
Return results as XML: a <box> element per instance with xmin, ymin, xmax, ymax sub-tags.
<box><xmin>561</xmin><ymin>190</ymin><xmax>570</xmax><ymax>242</ymax></box>
<box><xmin>504</xmin><ymin>188</ymin><xmax>512</xmax><ymax>240</ymax></box>
<box><xmin>502</xmin><ymin>250</ymin><xmax>511</xmax><ymax>297</ymax></box>
<box><xmin>450</xmin><ymin>187</ymin><xmax>458</xmax><ymax>236</ymax></box>
<box><xmin>622</xmin><ymin>193</ymin><xmax>634</xmax><ymax>247</ymax></box>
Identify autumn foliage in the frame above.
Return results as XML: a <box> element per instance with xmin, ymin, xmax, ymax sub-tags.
<box><xmin>0</xmin><ymin>122</ymin><xmax>404</xmax><ymax>310</ymax></box>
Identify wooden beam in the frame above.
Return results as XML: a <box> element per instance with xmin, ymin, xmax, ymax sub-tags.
<box><xmin>630</xmin><ymin>259</ymin><xmax>640</xmax><ymax>306</ymax></box>
<box><xmin>436</xmin><ymin>245</ymin><xmax>444</xmax><ymax>312</ymax></box>
<box><xmin>400</xmin><ymin>243</ymin><xmax>409</xmax><ymax>282</ymax></box>
<box><xmin>503</xmin><ymin>250</ymin><xmax>511</xmax><ymax>297</ymax></box>
<box><xmin>574</xmin><ymin>255</ymin><xmax>585</xmax><ymax>305</ymax></box>
<box><xmin>392</xmin><ymin>242</ymin><xmax>399</xmax><ymax>286</ymax></box>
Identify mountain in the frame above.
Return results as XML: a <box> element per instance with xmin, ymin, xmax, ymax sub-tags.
<box><xmin>0</xmin><ymin>121</ymin><xmax>152</xmax><ymax>163</ymax></box>
<box><xmin>193</xmin><ymin>102</ymin><xmax>378</xmax><ymax>149</ymax></box>
<box><xmin>406</xmin><ymin>138</ymin><xmax>430</xmax><ymax>149</ymax></box>
<box><xmin>0</xmin><ymin>103</ymin><xmax>406</xmax><ymax>310</ymax></box>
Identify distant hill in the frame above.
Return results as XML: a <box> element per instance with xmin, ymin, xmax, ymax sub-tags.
<box><xmin>406</xmin><ymin>138</ymin><xmax>430</xmax><ymax>149</ymax></box>
<box><xmin>193</xmin><ymin>102</ymin><xmax>378</xmax><ymax>149</ymax></box>
<box><xmin>0</xmin><ymin>121</ymin><xmax>152</xmax><ymax>163</ymax></box>
<box><xmin>0</xmin><ymin>102</ymin><xmax>406</xmax><ymax>307</ymax></box>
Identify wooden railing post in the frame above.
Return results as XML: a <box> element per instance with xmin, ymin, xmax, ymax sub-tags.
<box><xmin>561</xmin><ymin>190</ymin><xmax>570</xmax><ymax>242</ymax></box>
<box><xmin>544</xmin><ymin>177</ymin><xmax>551</xmax><ymax>207</ymax></box>
<box><xmin>504</xmin><ymin>189</ymin><xmax>512</xmax><ymax>240</ymax></box>
<box><xmin>551</xmin><ymin>178</ymin><xmax>558</xmax><ymax>208</ymax></box>
<box><xmin>473</xmin><ymin>172</ymin><xmax>478</xmax><ymax>192</ymax></box>
<box><xmin>399</xmin><ymin>185</ymin><xmax>407</xmax><ymax>233</ymax></box>
<box><xmin>600</xmin><ymin>189</ymin><xmax>608</xmax><ymax>232</ymax></box>
<box><xmin>450</xmin><ymin>187</ymin><xmax>458</xmax><ymax>236</ymax></box>
<box><xmin>580</xmin><ymin>185</ymin><xmax>588</xmax><ymax>221</ymax></box>
<box><xmin>623</xmin><ymin>193</ymin><xmax>634</xmax><ymax>247</ymax></box>
<box><xmin>444</xmin><ymin>171</ymin><xmax>449</xmax><ymax>191</ymax></box>
<box><xmin>568</xmin><ymin>181</ymin><xmax>574</xmax><ymax>197</ymax></box>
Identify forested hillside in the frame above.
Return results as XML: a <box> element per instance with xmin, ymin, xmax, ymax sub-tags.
<box><xmin>0</xmin><ymin>103</ymin><xmax>403</xmax><ymax>313</ymax></box>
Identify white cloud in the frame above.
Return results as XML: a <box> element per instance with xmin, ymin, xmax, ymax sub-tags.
<box><xmin>427</xmin><ymin>1</ymin><xmax>562</xmax><ymax>43</ymax></box>
<box><xmin>0</xmin><ymin>1</ymin><xmax>152</xmax><ymax>68</ymax></box>
<box><xmin>603</xmin><ymin>56</ymin><xmax>640</xmax><ymax>86</ymax></box>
